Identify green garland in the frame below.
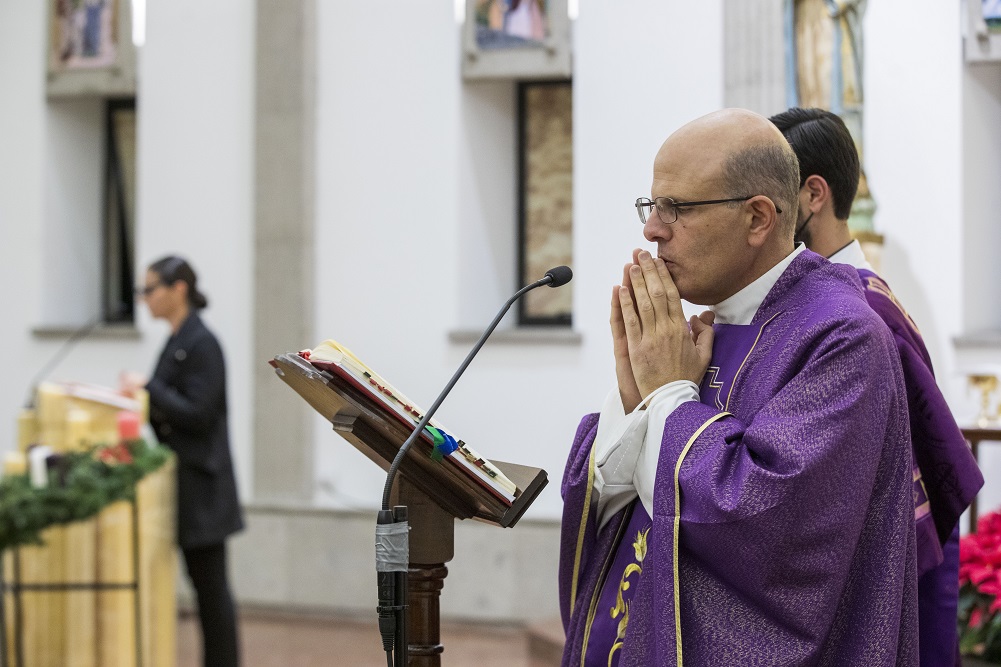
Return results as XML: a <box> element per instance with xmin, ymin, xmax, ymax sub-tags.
<box><xmin>0</xmin><ymin>441</ymin><xmax>171</xmax><ymax>551</ymax></box>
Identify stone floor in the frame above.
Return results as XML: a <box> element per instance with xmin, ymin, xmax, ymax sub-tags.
<box><xmin>176</xmin><ymin>608</ymin><xmax>557</xmax><ymax>667</ymax></box>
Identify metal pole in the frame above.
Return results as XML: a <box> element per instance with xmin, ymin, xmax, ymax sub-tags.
<box><xmin>0</xmin><ymin>549</ymin><xmax>7</xmax><ymax>667</ymax></box>
<box><xmin>13</xmin><ymin>549</ymin><xmax>22</xmax><ymax>667</ymax></box>
<box><xmin>132</xmin><ymin>497</ymin><xmax>143</xmax><ymax>667</ymax></box>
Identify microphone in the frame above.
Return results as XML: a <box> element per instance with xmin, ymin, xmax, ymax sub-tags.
<box><xmin>23</xmin><ymin>305</ymin><xmax>129</xmax><ymax>409</ymax></box>
<box><xmin>374</xmin><ymin>266</ymin><xmax>573</xmax><ymax>665</ymax></box>
<box><xmin>544</xmin><ymin>265</ymin><xmax>573</xmax><ymax>288</ymax></box>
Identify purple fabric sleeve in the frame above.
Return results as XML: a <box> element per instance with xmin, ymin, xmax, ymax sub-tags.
<box><xmin>859</xmin><ymin>270</ymin><xmax>983</xmax><ymax>546</ymax></box>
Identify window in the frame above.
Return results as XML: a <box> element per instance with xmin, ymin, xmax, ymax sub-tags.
<box><xmin>103</xmin><ymin>98</ymin><xmax>137</xmax><ymax>321</ymax></box>
<box><xmin>517</xmin><ymin>80</ymin><xmax>572</xmax><ymax>326</ymax></box>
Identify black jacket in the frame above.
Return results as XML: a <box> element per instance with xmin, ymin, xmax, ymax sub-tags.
<box><xmin>146</xmin><ymin>312</ymin><xmax>244</xmax><ymax>549</ymax></box>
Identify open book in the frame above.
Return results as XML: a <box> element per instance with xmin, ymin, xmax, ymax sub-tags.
<box><xmin>301</xmin><ymin>340</ymin><xmax>519</xmax><ymax>504</ymax></box>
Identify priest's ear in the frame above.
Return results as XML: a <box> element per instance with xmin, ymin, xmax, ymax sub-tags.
<box><xmin>801</xmin><ymin>174</ymin><xmax>832</xmax><ymax>216</ymax></box>
<box><xmin>745</xmin><ymin>194</ymin><xmax>782</xmax><ymax>248</ymax></box>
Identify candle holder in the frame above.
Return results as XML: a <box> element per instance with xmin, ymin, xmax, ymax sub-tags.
<box><xmin>968</xmin><ymin>373</ymin><xmax>999</xmax><ymax>428</ymax></box>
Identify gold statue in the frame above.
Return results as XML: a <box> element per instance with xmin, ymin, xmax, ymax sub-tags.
<box><xmin>968</xmin><ymin>373</ymin><xmax>999</xmax><ymax>428</ymax></box>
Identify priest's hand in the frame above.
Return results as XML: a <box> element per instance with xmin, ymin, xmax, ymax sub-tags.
<box><xmin>611</xmin><ymin>263</ymin><xmax>642</xmax><ymax>413</ymax></box>
<box><xmin>619</xmin><ymin>250</ymin><xmax>715</xmax><ymax>399</ymax></box>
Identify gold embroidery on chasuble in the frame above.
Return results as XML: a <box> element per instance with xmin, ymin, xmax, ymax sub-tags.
<box><xmin>704</xmin><ymin>367</ymin><xmax>725</xmax><ymax>410</ymax></box>
<box><xmin>581</xmin><ymin>511</ymin><xmax>632</xmax><ymax>667</ymax></box>
<box><xmin>607</xmin><ymin>526</ymin><xmax>650</xmax><ymax>666</ymax></box>
<box><xmin>570</xmin><ymin>447</ymin><xmax>597</xmax><ymax>615</ymax></box>
<box><xmin>863</xmin><ymin>275</ymin><xmax>922</xmax><ymax>337</ymax></box>
<box><xmin>913</xmin><ymin>466</ymin><xmax>931</xmax><ymax>520</ymax></box>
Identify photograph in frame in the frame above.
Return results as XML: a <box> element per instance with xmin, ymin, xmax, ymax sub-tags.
<box><xmin>474</xmin><ymin>0</ymin><xmax>550</xmax><ymax>50</ymax></box>
<box><xmin>50</xmin><ymin>0</ymin><xmax>119</xmax><ymax>72</ymax></box>
<box><xmin>463</xmin><ymin>0</ymin><xmax>571</xmax><ymax>80</ymax></box>
<box><xmin>46</xmin><ymin>0</ymin><xmax>137</xmax><ymax>98</ymax></box>
<box><xmin>985</xmin><ymin>0</ymin><xmax>1001</xmax><ymax>32</ymax></box>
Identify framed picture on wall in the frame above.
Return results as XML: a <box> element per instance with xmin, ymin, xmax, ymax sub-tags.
<box><xmin>462</xmin><ymin>0</ymin><xmax>572</xmax><ymax>80</ymax></box>
<box><xmin>985</xmin><ymin>0</ymin><xmax>1001</xmax><ymax>31</ymax></box>
<box><xmin>50</xmin><ymin>0</ymin><xmax>119</xmax><ymax>70</ymax></box>
<box><xmin>46</xmin><ymin>0</ymin><xmax>137</xmax><ymax>98</ymax></box>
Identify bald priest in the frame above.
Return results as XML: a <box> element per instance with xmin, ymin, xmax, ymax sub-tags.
<box><xmin>559</xmin><ymin>109</ymin><xmax>917</xmax><ymax>666</ymax></box>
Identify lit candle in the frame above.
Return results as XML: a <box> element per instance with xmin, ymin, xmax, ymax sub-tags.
<box><xmin>3</xmin><ymin>452</ymin><xmax>26</xmax><ymax>477</ymax></box>
<box><xmin>28</xmin><ymin>445</ymin><xmax>52</xmax><ymax>488</ymax></box>
<box><xmin>117</xmin><ymin>411</ymin><xmax>141</xmax><ymax>441</ymax></box>
<box><xmin>17</xmin><ymin>408</ymin><xmax>38</xmax><ymax>453</ymax></box>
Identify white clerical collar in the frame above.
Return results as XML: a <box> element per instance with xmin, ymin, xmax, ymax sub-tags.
<box><xmin>709</xmin><ymin>244</ymin><xmax>807</xmax><ymax>325</ymax></box>
<box><xmin>828</xmin><ymin>239</ymin><xmax>873</xmax><ymax>271</ymax></box>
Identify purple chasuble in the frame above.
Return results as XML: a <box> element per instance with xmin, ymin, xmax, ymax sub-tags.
<box><xmin>559</xmin><ymin>251</ymin><xmax>919</xmax><ymax>667</ymax></box>
<box><xmin>581</xmin><ymin>504</ymin><xmax>652</xmax><ymax>667</ymax></box>
<box><xmin>856</xmin><ymin>269</ymin><xmax>982</xmax><ymax>552</ymax></box>
<box><xmin>698</xmin><ymin>324</ymin><xmax>765</xmax><ymax>411</ymax></box>
<box><xmin>857</xmin><ymin>268</ymin><xmax>983</xmax><ymax>667</ymax></box>
<box><xmin>581</xmin><ymin>325</ymin><xmax>765</xmax><ymax>667</ymax></box>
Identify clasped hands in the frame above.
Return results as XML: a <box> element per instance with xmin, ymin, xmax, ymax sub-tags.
<box><xmin>611</xmin><ymin>250</ymin><xmax>715</xmax><ymax>413</ymax></box>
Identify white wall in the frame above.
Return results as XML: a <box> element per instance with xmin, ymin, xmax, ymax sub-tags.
<box><xmin>866</xmin><ymin>3</ymin><xmax>1001</xmax><ymax>519</ymax></box>
<box><xmin>0</xmin><ymin>1</ymin><xmax>256</xmax><ymax>503</ymax></box>
<box><xmin>962</xmin><ymin>61</ymin><xmax>1001</xmax><ymax>337</ymax></box>
<box><xmin>42</xmin><ymin>99</ymin><xmax>104</xmax><ymax>326</ymax></box>
<box><xmin>0</xmin><ymin>4</ymin><xmax>128</xmax><ymax>445</ymax></box>
<box><xmin>0</xmin><ymin>2</ymin><xmax>47</xmax><ymax>442</ymax></box>
<box><xmin>137</xmin><ymin>0</ymin><xmax>256</xmax><ymax>500</ymax></box>
<box><xmin>865</xmin><ymin>1</ymin><xmax>963</xmax><ymax>384</ymax></box>
<box><xmin>312</xmin><ymin>0</ymin><xmax>724</xmax><ymax>519</ymax></box>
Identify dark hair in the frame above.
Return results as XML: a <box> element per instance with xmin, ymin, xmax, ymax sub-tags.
<box><xmin>148</xmin><ymin>255</ymin><xmax>208</xmax><ymax>310</ymax></box>
<box><xmin>768</xmin><ymin>107</ymin><xmax>860</xmax><ymax>220</ymax></box>
<box><xmin>719</xmin><ymin>142</ymin><xmax>801</xmax><ymax>235</ymax></box>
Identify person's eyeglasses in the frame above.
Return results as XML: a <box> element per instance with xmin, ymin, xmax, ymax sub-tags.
<box><xmin>135</xmin><ymin>283</ymin><xmax>163</xmax><ymax>297</ymax></box>
<box><xmin>635</xmin><ymin>195</ymin><xmax>782</xmax><ymax>225</ymax></box>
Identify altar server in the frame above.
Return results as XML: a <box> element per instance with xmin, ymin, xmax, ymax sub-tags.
<box><xmin>770</xmin><ymin>106</ymin><xmax>983</xmax><ymax>667</ymax></box>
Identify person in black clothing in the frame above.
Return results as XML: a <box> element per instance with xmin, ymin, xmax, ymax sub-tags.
<box><xmin>122</xmin><ymin>255</ymin><xmax>244</xmax><ymax>667</ymax></box>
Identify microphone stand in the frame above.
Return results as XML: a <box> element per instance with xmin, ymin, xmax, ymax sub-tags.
<box><xmin>374</xmin><ymin>267</ymin><xmax>571</xmax><ymax>666</ymax></box>
<box><xmin>23</xmin><ymin>306</ymin><xmax>127</xmax><ymax>409</ymax></box>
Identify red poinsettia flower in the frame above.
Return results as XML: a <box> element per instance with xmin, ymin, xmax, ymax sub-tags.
<box><xmin>980</xmin><ymin>512</ymin><xmax>1001</xmax><ymax>538</ymax></box>
<box><xmin>971</xmin><ymin>605</ymin><xmax>985</xmax><ymax>630</ymax></box>
<box><xmin>979</xmin><ymin>575</ymin><xmax>1001</xmax><ymax>597</ymax></box>
<box><xmin>96</xmin><ymin>443</ymin><xmax>134</xmax><ymax>465</ymax></box>
<box><xmin>960</xmin><ymin>508</ymin><xmax>1001</xmax><ymax>659</ymax></box>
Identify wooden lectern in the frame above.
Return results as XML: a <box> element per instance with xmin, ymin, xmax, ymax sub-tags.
<box><xmin>269</xmin><ymin>353</ymin><xmax>548</xmax><ymax>666</ymax></box>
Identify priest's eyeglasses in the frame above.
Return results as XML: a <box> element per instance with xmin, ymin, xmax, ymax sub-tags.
<box><xmin>635</xmin><ymin>196</ymin><xmax>781</xmax><ymax>225</ymax></box>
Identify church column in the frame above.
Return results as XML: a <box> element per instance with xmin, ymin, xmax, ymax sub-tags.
<box><xmin>723</xmin><ymin>0</ymin><xmax>787</xmax><ymax>115</ymax></box>
<box><xmin>252</xmin><ymin>0</ymin><xmax>316</xmax><ymax>503</ymax></box>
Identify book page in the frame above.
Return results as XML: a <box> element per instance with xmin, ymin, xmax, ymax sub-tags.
<box><xmin>305</xmin><ymin>340</ymin><xmax>518</xmax><ymax>500</ymax></box>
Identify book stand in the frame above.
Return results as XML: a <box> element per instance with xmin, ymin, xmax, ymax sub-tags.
<box><xmin>270</xmin><ymin>353</ymin><xmax>548</xmax><ymax>666</ymax></box>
